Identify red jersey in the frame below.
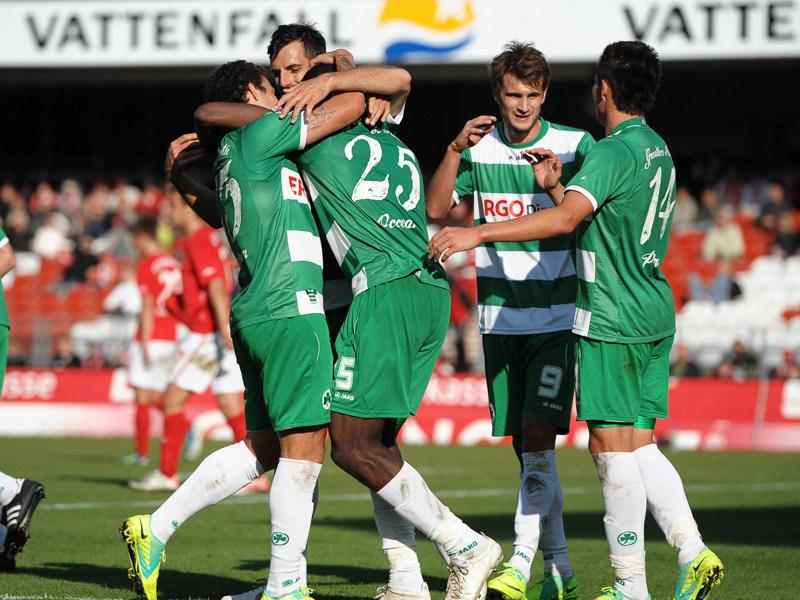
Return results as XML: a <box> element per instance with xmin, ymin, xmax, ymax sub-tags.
<box><xmin>135</xmin><ymin>252</ymin><xmax>181</xmax><ymax>342</ymax></box>
<box><xmin>167</xmin><ymin>226</ymin><xmax>234</xmax><ymax>333</ymax></box>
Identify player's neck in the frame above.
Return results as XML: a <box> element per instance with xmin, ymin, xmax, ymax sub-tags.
<box><xmin>604</xmin><ymin>108</ymin><xmax>643</xmax><ymax>137</ymax></box>
<box><xmin>502</xmin><ymin>118</ymin><xmax>541</xmax><ymax>145</ymax></box>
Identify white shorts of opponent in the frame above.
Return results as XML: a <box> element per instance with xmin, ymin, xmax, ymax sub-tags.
<box><xmin>167</xmin><ymin>331</ymin><xmax>244</xmax><ymax>395</ymax></box>
<box><xmin>128</xmin><ymin>340</ymin><xmax>177</xmax><ymax>392</ymax></box>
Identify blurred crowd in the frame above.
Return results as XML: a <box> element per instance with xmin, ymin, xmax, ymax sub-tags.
<box><xmin>2</xmin><ymin>161</ymin><xmax>800</xmax><ymax>378</ymax></box>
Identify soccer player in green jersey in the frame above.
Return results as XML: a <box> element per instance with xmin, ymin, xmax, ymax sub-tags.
<box><xmin>204</xmin><ymin>23</ymin><xmax>504</xmax><ymax>600</ymax></box>
<box><xmin>426</xmin><ymin>42</ymin><xmax>594</xmax><ymax>600</ymax></box>
<box><xmin>120</xmin><ymin>61</ymin><xmax>365</xmax><ymax>600</ymax></box>
<box><xmin>428</xmin><ymin>41</ymin><xmax>723</xmax><ymax>600</ymax></box>
<box><xmin>0</xmin><ymin>230</ymin><xmax>46</xmax><ymax>572</ymax></box>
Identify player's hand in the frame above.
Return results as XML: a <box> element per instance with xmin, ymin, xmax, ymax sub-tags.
<box><xmin>142</xmin><ymin>342</ymin><xmax>152</xmax><ymax>366</ymax></box>
<box><xmin>427</xmin><ymin>226</ymin><xmax>482</xmax><ymax>264</ymax></box>
<box><xmin>364</xmin><ymin>94</ymin><xmax>392</xmax><ymax>127</ymax></box>
<box><xmin>165</xmin><ymin>133</ymin><xmax>205</xmax><ymax>181</ymax></box>
<box><xmin>276</xmin><ymin>74</ymin><xmax>334</xmax><ymax>124</ymax></box>
<box><xmin>451</xmin><ymin>116</ymin><xmax>497</xmax><ymax>153</ymax></box>
<box><xmin>221</xmin><ymin>326</ymin><xmax>234</xmax><ymax>351</ymax></box>
<box><xmin>521</xmin><ymin>148</ymin><xmax>562</xmax><ymax>191</ymax></box>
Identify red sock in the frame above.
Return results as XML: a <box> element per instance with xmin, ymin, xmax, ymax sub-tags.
<box><xmin>160</xmin><ymin>412</ymin><xmax>189</xmax><ymax>478</ymax></box>
<box><xmin>227</xmin><ymin>411</ymin><xmax>247</xmax><ymax>442</ymax></box>
<box><xmin>135</xmin><ymin>403</ymin><xmax>150</xmax><ymax>457</ymax></box>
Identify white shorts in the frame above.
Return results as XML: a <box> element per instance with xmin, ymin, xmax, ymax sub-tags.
<box><xmin>168</xmin><ymin>331</ymin><xmax>245</xmax><ymax>395</ymax></box>
<box><xmin>128</xmin><ymin>340</ymin><xmax>177</xmax><ymax>392</ymax></box>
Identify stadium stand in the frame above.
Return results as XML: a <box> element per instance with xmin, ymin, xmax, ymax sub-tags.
<box><xmin>2</xmin><ymin>166</ymin><xmax>799</xmax><ymax>376</ymax></box>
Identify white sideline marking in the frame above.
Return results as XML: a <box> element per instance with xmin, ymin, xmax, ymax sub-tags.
<box><xmin>35</xmin><ymin>481</ymin><xmax>800</xmax><ymax>513</ymax></box>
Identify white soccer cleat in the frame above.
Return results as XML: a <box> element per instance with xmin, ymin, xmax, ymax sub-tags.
<box><xmin>375</xmin><ymin>582</ymin><xmax>432</xmax><ymax>600</ymax></box>
<box><xmin>128</xmin><ymin>470</ymin><xmax>180</xmax><ymax>492</ymax></box>
<box><xmin>184</xmin><ymin>422</ymin><xmax>205</xmax><ymax>461</ymax></box>
<box><xmin>445</xmin><ymin>535</ymin><xmax>503</xmax><ymax>600</ymax></box>
<box><xmin>234</xmin><ymin>475</ymin><xmax>271</xmax><ymax>495</ymax></box>
<box><xmin>221</xmin><ymin>583</ymin><xmax>266</xmax><ymax>600</ymax></box>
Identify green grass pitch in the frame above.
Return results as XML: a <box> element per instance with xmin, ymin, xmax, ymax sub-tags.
<box><xmin>1</xmin><ymin>437</ymin><xmax>799</xmax><ymax>599</ymax></box>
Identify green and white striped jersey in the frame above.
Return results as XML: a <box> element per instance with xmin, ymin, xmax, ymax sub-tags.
<box><xmin>565</xmin><ymin>117</ymin><xmax>677</xmax><ymax>343</ymax></box>
<box><xmin>214</xmin><ymin>109</ymin><xmax>324</xmax><ymax>333</ymax></box>
<box><xmin>296</xmin><ymin>119</ymin><xmax>447</xmax><ymax>296</ymax></box>
<box><xmin>454</xmin><ymin>119</ymin><xmax>595</xmax><ymax>335</ymax></box>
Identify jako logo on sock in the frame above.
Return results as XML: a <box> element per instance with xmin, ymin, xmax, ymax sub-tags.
<box><xmin>449</xmin><ymin>540</ymin><xmax>478</xmax><ymax>556</ymax></box>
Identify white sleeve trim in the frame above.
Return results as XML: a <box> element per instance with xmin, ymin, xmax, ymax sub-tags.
<box><xmin>565</xmin><ymin>184</ymin><xmax>598</xmax><ymax>211</ymax></box>
<box><xmin>0</xmin><ymin>237</ymin><xmax>9</xmax><ymax>249</ymax></box>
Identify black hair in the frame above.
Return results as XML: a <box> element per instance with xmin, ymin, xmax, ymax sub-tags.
<box><xmin>596</xmin><ymin>41</ymin><xmax>661</xmax><ymax>116</ymax></box>
<box><xmin>202</xmin><ymin>60</ymin><xmax>274</xmax><ymax>103</ymax></box>
<box><xmin>268</xmin><ymin>22</ymin><xmax>326</xmax><ymax>62</ymax></box>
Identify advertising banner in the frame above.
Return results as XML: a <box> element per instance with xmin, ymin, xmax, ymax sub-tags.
<box><xmin>2</xmin><ymin>368</ymin><xmax>799</xmax><ymax>452</ymax></box>
<box><xmin>2</xmin><ymin>1</ymin><xmax>799</xmax><ymax>68</ymax></box>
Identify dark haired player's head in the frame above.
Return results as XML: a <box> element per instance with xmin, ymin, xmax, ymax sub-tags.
<box><xmin>202</xmin><ymin>59</ymin><xmax>275</xmax><ymax>104</ymax></box>
<box><xmin>268</xmin><ymin>22</ymin><xmax>327</xmax><ymax>96</ymax></box>
<box><xmin>267</xmin><ymin>22</ymin><xmax>326</xmax><ymax>63</ymax></box>
<box><xmin>130</xmin><ymin>213</ymin><xmax>158</xmax><ymax>238</ymax></box>
<box><xmin>488</xmin><ymin>41</ymin><xmax>550</xmax><ymax>97</ymax></box>
<box><xmin>595</xmin><ymin>41</ymin><xmax>661</xmax><ymax>116</ymax></box>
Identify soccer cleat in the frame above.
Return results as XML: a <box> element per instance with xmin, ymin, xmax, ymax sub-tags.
<box><xmin>487</xmin><ymin>563</ymin><xmax>528</xmax><ymax>600</ymax></box>
<box><xmin>674</xmin><ymin>548</ymin><xmax>723</xmax><ymax>600</ymax></box>
<box><xmin>235</xmin><ymin>475</ymin><xmax>271</xmax><ymax>495</ymax></box>
<box><xmin>184</xmin><ymin>422</ymin><xmax>204</xmax><ymax>461</ymax></box>
<box><xmin>445</xmin><ymin>535</ymin><xmax>504</xmax><ymax>600</ymax></box>
<box><xmin>261</xmin><ymin>587</ymin><xmax>316</xmax><ymax>600</ymax></box>
<box><xmin>222</xmin><ymin>582</ymin><xmax>267</xmax><ymax>600</ymax></box>
<box><xmin>128</xmin><ymin>470</ymin><xmax>180</xmax><ymax>492</ymax></box>
<box><xmin>527</xmin><ymin>572</ymin><xmax>580</xmax><ymax>600</ymax></box>
<box><xmin>120</xmin><ymin>453</ymin><xmax>151</xmax><ymax>466</ymax></box>
<box><xmin>120</xmin><ymin>514</ymin><xmax>166</xmax><ymax>600</ymax></box>
<box><xmin>592</xmin><ymin>586</ymin><xmax>650</xmax><ymax>600</ymax></box>
<box><xmin>1</xmin><ymin>478</ymin><xmax>46</xmax><ymax>570</ymax></box>
<box><xmin>375</xmin><ymin>582</ymin><xmax>432</xmax><ymax>600</ymax></box>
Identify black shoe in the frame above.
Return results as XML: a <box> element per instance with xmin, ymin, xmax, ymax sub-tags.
<box><xmin>1</xmin><ymin>479</ymin><xmax>46</xmax><ymax>568</ymax></box>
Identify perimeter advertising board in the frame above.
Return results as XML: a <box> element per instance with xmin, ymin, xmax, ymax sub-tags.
<box><xmin>1</xmin><ymin>0</ymin><xmax>798</xmax><ymax>68</ymax></box>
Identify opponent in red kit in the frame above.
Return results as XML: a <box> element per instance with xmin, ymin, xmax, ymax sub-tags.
<box><xmin>129</xmin><ymin>188</ymin><xmax>248</xmax><ymax>492</ymax></box>
<box><xmin>121</xmin><ymin>214</ymin><xmax>182</xmax><ymax>467</ymax></box>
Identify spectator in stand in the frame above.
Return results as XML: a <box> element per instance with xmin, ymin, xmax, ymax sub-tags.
<box><xmin>671</xmin><ymin>184</ymin><xmax>699</xmax><ymax>231</ymax></box>
<box><xmin>688</xmin><ymin>259</ymin><xmax>742</xmax><ymax>304</ymax></box>
<box><xmin>4</xmin><ymin>208</ymin><xmax>33</xmax><ymax>252</ymax></box>
<box><xmin>60</xmin><ymin>235</ymin><xmax>99</xmax><ymax>287</ymax></box>
<box><xmin>58</xmin><ymin>179</ymin><xmax>85</xmax><ymax>238</ymax></box>
<box><xmin>716</xmin><ymin>167</ymin><xmax>743</xmax><ymax>208</ymax></box>
<box><xmin>721</xmin><ymin>339</ymin><xmax>758</xmax><ymax>379</ymax></box>
<box><xmin>0</xmin><ymin>184</ymin><xmax>27</xmax><ymax>220</ymax></box>
<box><xmin>27</xmin><ymin>181</ymin><xmax>59</xmax><ymax>228</ymax></box>
<box><xmin>695</xmin><ymin>186</ymin><xmax>721</xmax><ymax>227</ymax></box>
<box><xmin>700</xmin><ymin>205</ymin><xmax>745</xmax><ymax>262</ymax></box>
<box><xmin>83</xmin><ymin>182</ymin><xmax>114</xmax><ymax>240</ymax></box>
<box><xmin>81</xmin><ymin>342</ymin><xmax>108</xmax><ymax>368</ymax></box>
<box><xmin>51</xmin><ymin>335</ymin><xmax>81</xmax><ymax>369</ymax></box>
<box><xmin>771</xmin><ymin>349</ymin><xmax>800</xmax><ymax>379</ymax></box>
<box><xmin>757</xmin><ymin>181</ymin><xmax>792</xmax><ymax>232</ymax></box>
<box><xmin>109</xmin><ymin>177</ymin><xmax>142</xmax><ymax>217</ymax></box>
<box><xmin>30</xmin><ymin>212</ymin><xmax>71</xmax><ymax>260</ymax></box>
<box><xmin>772</xmin><ymin>210</ymin><xmax>799</xmax><ymax>257</ymax></box>
<box><xmin>669</xmin><ymin>343</ymin><xmax>702</xmax><ymax>378</ymax></box>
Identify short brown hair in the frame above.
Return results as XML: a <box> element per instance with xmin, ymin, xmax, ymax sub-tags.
<box><xmin>489</xmin><ymin>41</ymin><xmax>550</xmax><ymax>94</ymax></box>
<box><xmin>129</xmin><ymin>214</ymin><xmax>158</xmax><ymax>239</ymax></box>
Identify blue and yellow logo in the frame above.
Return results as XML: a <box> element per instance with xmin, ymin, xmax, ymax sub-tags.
<box><xmin>379</xmin><ymin>1</ymin><xmax>475</xmax><ymax>62</ymax></box>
